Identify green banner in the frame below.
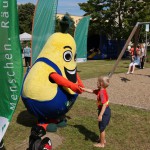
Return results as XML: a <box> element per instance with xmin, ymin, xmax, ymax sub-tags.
<box><xmin>0</xmin><ymin>0</ymin><xmax>23</xmax><ymax>141</ymax></box>
<box><xmin>31</xmin><ymin>0</ymin><xmax>58</xmax><ymax>65</ymax></box>
<box><xmin>74</xmin><ymin>16</ymin><xmax>90</xmax><ymax>62</ymax></box>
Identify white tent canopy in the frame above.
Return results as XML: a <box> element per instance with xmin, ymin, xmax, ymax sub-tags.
<box><xmin>19</xmin><ymin>32</ymin><xmax>32</xmax><ymax>41</ymax></box>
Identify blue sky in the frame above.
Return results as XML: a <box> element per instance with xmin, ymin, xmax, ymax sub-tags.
<box><xmin>17</xmin><ymin>0</ymin><xmax>87</xmax><ymax>16</ymax></box>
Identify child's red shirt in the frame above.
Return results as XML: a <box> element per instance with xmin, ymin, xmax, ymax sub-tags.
<box><xmin>94</xmin><ymin>89</ymin><xmax>109</xmax><ymax>109</ymax></box>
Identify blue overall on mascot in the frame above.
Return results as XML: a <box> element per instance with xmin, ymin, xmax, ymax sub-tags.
<box><xmin>21</xmin><ymin>16</ymin><xmax>84</xmax><ymax>132</ymax></box>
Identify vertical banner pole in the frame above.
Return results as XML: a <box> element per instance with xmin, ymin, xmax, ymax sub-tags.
<box><xmin>0</xmin><ymin>0</ymin><xmax>23</xmax><ymax>142</ymax></box>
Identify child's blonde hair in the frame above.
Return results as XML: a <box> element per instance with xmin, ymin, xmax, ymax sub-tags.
<box><xmin>98</xmin><ymin>76</ymin><xmax>110</xmax><ymax>88</ymax></box>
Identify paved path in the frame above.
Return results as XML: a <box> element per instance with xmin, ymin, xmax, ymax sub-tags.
<box><xmin>80</xmin><ymin>68</ymin><xmax>150</xmax><ymax>110</ymax></box>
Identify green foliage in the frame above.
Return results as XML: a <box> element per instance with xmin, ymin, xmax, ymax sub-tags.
<box><xmin>146</xmin><ymin>47</ymin><xmax>150</xmax><ymax>62</ymax></box>
<box><xmin>79</xmin><ymin>0</ymin><xmax>150</xmax><ymax>41</ymax></box>
<box><xmin>18</xmin><ymin>3</ymin><xmax>35</xmax><ymax>34</ymax></box>
<box><xmin>18</xmin><ymin>4</ymin><xmax>76</xmax><ymax>37</ymax></box>
<box><xmin>55</xmin><ymin>16</ymin><xmax>61</xmax><ymax>32</ymax></box>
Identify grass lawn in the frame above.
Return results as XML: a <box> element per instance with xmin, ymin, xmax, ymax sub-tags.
<box><xmin>3</xmin><ymin>59</ymin><xmax>150</xmax><ymax>150</ymax></box>
<box><xmin>56</xmin><ymin>97</ymin><xmax>150</xmax><ymax>150</ymax></box>
<box><xmin>77</xmin><ymin>59</ymin><xmax>150</xmax><ymax>79</ymax></box>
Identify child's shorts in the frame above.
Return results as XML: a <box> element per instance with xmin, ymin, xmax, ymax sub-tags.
<box><xmin>98</xmin><ymin>107</ymin><xmax>111</xmax><ymax>132</ymax></box>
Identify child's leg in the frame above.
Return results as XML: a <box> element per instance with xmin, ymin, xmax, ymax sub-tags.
<box><xmin>100</xmin><ymin>130</ymin><xmax>105</xmax><ymax>145</ymax></box>
<box><xmin>127</xmin><ymin>66</ymin><xmax>131</xmax><ymax>74</ymax></box>
<box><xmin>97</xmin><ymin>135</ymin><xmax>106</xmax><ymax>144</ymax></box>
<box><xmin>127</xmin><ymin>63</ymin><xmax>133</xmax><ymax>74</ymax></box>
<box><xmin>94</xmin><ymin>131</ymin><xmax>105</xmax><ymax>148</ymax></box>
<box><xmin>131</xmin><ymin>64</ymin><xmax>136</xmax><ymax>73</ymax></box>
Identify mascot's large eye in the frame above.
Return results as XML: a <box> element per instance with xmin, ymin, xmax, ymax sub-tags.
<box><xmin>63</xmin><ymin>51</ymin><xmax>72</xmax><ymax>62</ymax></box>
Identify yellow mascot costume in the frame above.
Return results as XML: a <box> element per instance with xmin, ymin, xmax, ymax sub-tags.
<box><xmin>21</xmin><ymin>16</ymin><xmax>84</xmax><ymax>132</ymax></box>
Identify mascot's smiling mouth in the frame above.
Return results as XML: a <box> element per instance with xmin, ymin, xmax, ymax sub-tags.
<box><xmin>64</xmin><ymin>67</ymin><xmax>77</xmax><ymax>83</ymax></box>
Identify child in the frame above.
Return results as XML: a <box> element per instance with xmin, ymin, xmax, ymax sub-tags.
<box><xmin>80</xmin><ymin>76</ymin><xmax>111</xmax><ymax>148</ymax></box>
<box><xmin>139</xmin><ymin>43</ymin><xmax>146</xmax><ymax>69</ymax></box>
<box><xmin>126</xmin><ymin>50</ymin><xmax>141</xmax><ymax>74</ymax></box>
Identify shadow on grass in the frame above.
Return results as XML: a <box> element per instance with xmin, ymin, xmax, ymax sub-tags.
<box><xmin>17</xmin><ymin>110</ymin><xmax>37</xmax><ymax>127</ymax></box>
<box><xmin>73</xmin><ymin>125</ymin><xmax>98</xmax><ymax>142</ymax></box>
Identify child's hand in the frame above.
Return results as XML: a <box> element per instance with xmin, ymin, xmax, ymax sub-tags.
<box><xmin>98</xmin><ymin>115</ymin><xmax>102</xmax><ymax>121</ymax></box>
<box><xmin>93</xmin><ymin>89</ymin><xmax>99</xmax><ymax>94</ymax></box>
<box><xmin>79</xmin><ymin>87</ymin><xmax>94</xmax><ymax>93</ymax></box>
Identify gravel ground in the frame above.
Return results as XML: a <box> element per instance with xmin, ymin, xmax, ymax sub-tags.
<box><xmin>80</xmin><ymin>68</ymin><xmax>150</xmax><ymax>110</ymax></box>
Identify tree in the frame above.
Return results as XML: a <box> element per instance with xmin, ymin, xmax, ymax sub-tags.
<box><xmin>79</xmin><ymin>0</ymin><xmax>150</xmax><ymax>53</ymax></box>
<box><xmin>18</xmin><ymin>3</ymin><xmax>35</xmax><ymax>34</ymax></box>
<box><xmin>18</xmin><ymin>4</ymin><xmax>76</xmax><ymax>37</ymax></box>
<box><xmin>55</xmin><ymin>16</ymin><xmax>61</xmax><ymax>33</ymax></box>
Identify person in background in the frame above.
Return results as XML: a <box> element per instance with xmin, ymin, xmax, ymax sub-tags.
<box><xmin>23</xmin><ymin>44</ymin><xmax>31</xmax><ymax>67</ymax></box>
<box><xmin>127</xmin><ymin>50</ymin><xmax>141</xmax><ymax>74</ymax></box>
<box><xmin>80</xmin><ymin>76</ymin><xmax>111</xmax><ymax>148</ymax></box>
<box><xmin>129</xmin><ymin>45</ymin><xmax>139</xmax><ymax>62</ymax></box>
<box><xmin>139</xmin><ymin>43</ymin><xmax>146</xmax><ymax>69</ymax></box>
<box><xmin>127</xmin><ymin>45</ymin><xmax>131</xmax><ymax>53</ymax></box>
<box><xmin>129</xmin><ymin>46</ymin><xmax>134</xmax><ymax>62</ymax></box>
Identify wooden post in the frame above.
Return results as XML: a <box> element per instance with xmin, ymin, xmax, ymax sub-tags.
<box><xmin>134</xmin><ymin>26</ymin><xmax>141</xmax><ymax>55</ymax></box>
<box><xmin>108</xmin><ymin>22</ymin><xmax>140</xmax><ymax>78</ymax></box>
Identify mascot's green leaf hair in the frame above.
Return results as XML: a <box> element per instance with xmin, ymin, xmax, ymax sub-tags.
<box><xmin>60</xmin><ymin>15</ymin><xmax>73</xmax><ymax>33</ymax></box>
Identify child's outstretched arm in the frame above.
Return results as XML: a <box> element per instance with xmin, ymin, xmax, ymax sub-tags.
<box><xmin>80</xmin><ymin>87</ymin><xmax>93</xmax><ymax>93</ymax></box>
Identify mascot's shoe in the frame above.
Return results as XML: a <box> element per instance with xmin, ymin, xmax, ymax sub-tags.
<box><xmin>46</xmin><ymin>123</ymin><xmax>58</xmax><ymax>132</ymax></box>
<box><xmin>38</xmin><ymin>118</ymin><xmax>67</xmax><ymax>132</ymax></box>
<box><xmin>57</xmin><ymin>120</ymin><xmax>67</xmax><ymax>128</ymax></box>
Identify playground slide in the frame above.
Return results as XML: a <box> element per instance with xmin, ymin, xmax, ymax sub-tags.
<box><xmin>88</xmin><ymin>52</ymin><xmax>98</xmax><ymax>59</ymax></box>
